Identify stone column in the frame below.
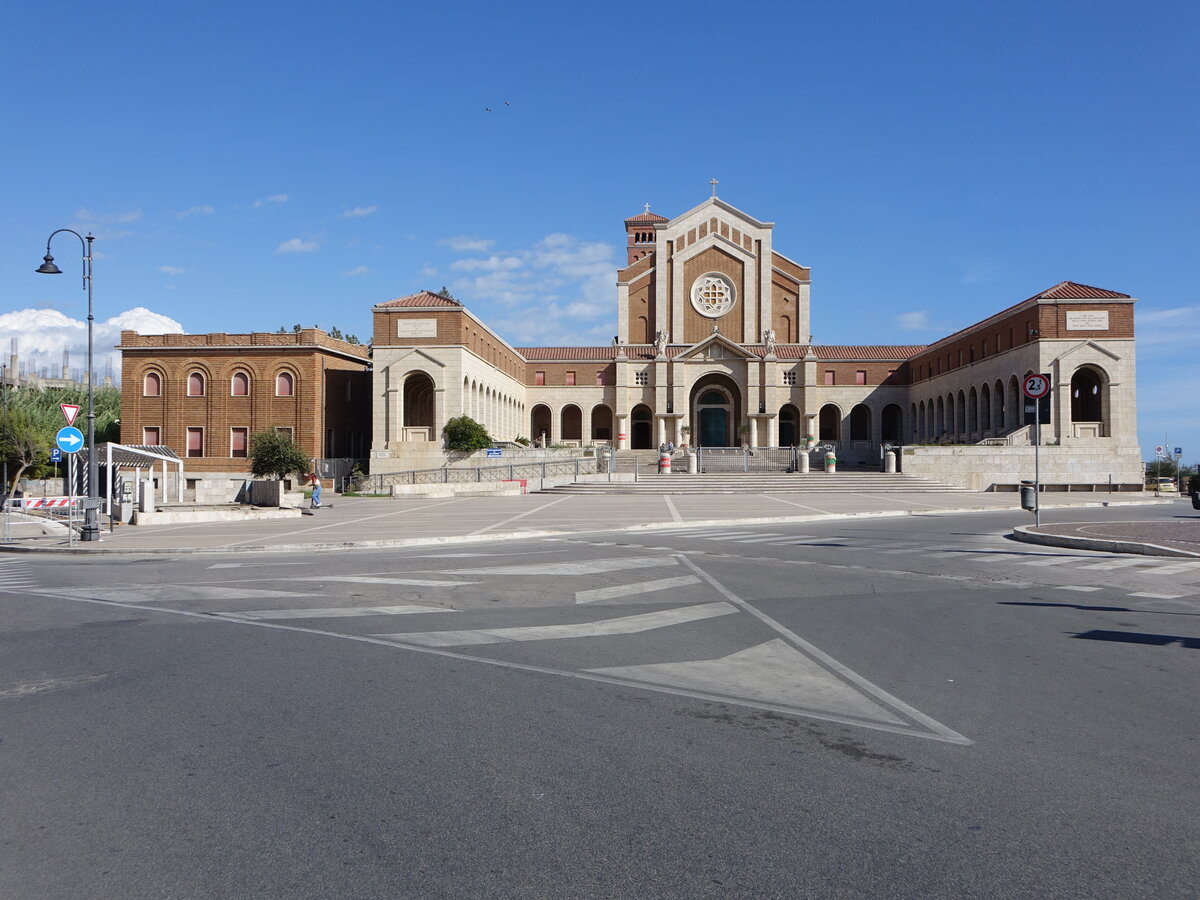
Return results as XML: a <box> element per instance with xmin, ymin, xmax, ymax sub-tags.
<box><xmin>749</xmin><ymin>418</ymin><xmax>759</xmax><ymax>447</ymax></box>
<box><xmin>616</xmin><ymin>414</ymin><xmax>629</xmax><ymax>450</ymax></box>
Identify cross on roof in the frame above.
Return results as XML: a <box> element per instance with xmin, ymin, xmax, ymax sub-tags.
<box><xmin>709</xmin><ymin>178</ymin><xmax>719</xmax><ymax>197</ymax></box>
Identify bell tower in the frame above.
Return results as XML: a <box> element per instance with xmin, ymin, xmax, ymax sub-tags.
<box><xmin>623</xmin><ymin>204</ymin><xmax>668</xmax><ymax>265</ymax></box>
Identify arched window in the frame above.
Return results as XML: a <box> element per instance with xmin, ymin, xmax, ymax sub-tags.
<box><xmin>849</xmin><ymin>404</ymin><xmax>871</xmax><ymax>441</ymax></box>
<box><xmin>275</xmin><ymin>371</ymin><xmax>294</xmax><ymax>397</ymax></box>
<box><xmin>231</xmin><ymin>371</ymin><xmax>249</xmax><ymax>396</ymax></box>
<box><xmin>818</xmin><ymin>404</ymin><xmax>841</xmax><ymax>441</ymax></box>
<box><xmin>143</xmin><ymin>371</ymin><xmax>161</xmax><ymax>397</ymax></box>
<box><xmin>187</xmin><ymin>371</ymin><xmax>205</xmax><ymax>397</ymax></box>
<box><xmin>1071</xmin><ymin>367</ymin><xmax>1105</xmax><ymax>423</ymax></box>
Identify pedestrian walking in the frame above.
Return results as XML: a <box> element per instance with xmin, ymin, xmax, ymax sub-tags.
<box><xmin>309</xmin><ymin>471</ymin><xmax>322</xmax><ymax>509</ymax></box>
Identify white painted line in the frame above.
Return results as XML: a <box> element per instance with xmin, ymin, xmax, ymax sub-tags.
<box><xmin>574</xmin><ymin>575</ymin><xmax>701</xmax><ymax>605</ymax></box>
<box><xmin>761</xmin><ymin>494</ymin><xmax>830</xmax><ymax>514</ymax></box>
<box><xmin>297</xmin><ymin>576</ymin><xmax>477</xmax><ymax>587</ymax></box>
<box><xmin>439</xmin><ymin>556</ymin><xmax>680</xmax><ymax>577</ymax></box>
<box><xmin>729</xmin><ymin>534</ymin><xmax>789</xmax><ymax>543</ymax></box>
<box><xmin>208</xmin><ymin>562</ymin><xmax>317</xmax><ymax>569</ymax></box>
<box><xmin>1140</xmin><ymin>566</ymin><xmax>1200</xmax><ymax>576</ymax></box>
<box><xmin>228</xmin><ymin>604</ymin><xmax>456</xmax><ymax>620</ymax></box>
<box><xmin>468</xmin><ymin>495</ymin><xmax>573</xmax><ymax>536</ymax></box>
<box><xmin>677</xmin><ymin>556</ymin><xmax>971</xmax><ymax>745</ymax></box>
<box><xmin>1072</xmin><ymin>559</ymin><xmax>1145</xmax><ymax>570</ymax></box>
<box><xmin>1055</xmin><ymin>585</ymin><xmax>1102</xmax><ymax>592</ymax></box>
<box><xmin>702</xmin><ymin>532</ymin><xmax>761</xmax><ymax>540</ymax></box>
<box><xmin>1021</xmin><ymin>557</ymin><xmax>1083</xmax><ymax>567</ymax></box>
<box><xmin>220</xmin><ymin>498</ymin><xmax>467</xmax><ymax>548</ymax></box>
<box><xmin>1129</xmin><ymin>592</ymin><xmax>1185</xmax><ymax>600</ymax></box>
<box><xmin>373</xmin><ymin>601</ymin><xmax>737</xmax><ymax>647</ymax></box>
<box><xmin>664</xmin><ymin>495</ymin><xmax>683</xmax><ymax>523</ymax></box>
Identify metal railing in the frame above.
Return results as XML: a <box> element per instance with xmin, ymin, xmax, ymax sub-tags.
<box><xmin>347</xmin><ymin>456</ymin><xmax>601</xmax><ymax>494</ymax></box>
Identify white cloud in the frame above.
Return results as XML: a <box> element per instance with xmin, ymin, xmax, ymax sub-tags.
<box><xmin>896</xmin><ymin>311</ymin><xmax>934</xmax><ymax>331</ymax></box>
<box><xmin>959</xmin><ymin>257</ymin><xmax>1000</xmax><ymax>285</ymax></box>
<box><xmin>443</xmin><ymin>232</ymin><xmax>617</xmax><ymax>344</ymax></box>
<box><xmin>1136</xmin><ymin>305</ymin><xmax>1200</xmax><ymax>348</ymax></box>
<box><xmin>276</xmin><ymin>238</ymin><xmax>319</xmax><ymax>253</ymax></box>
<box><xmin>419</xmin><ymin>266</ymin><xmax>438</xmax><ymax>277</ymax></box>
<box><xmin>158</xmin><ymin>266</ymin><xmax>186</xmax><ymax>276</ymax></box>
<box><xmin>343</xmin><ymin>265</ymin><xmax>372</xmax><ymax>277</ymax></box>
<box><xmin>442</xmin><ymin>235</ymin><xmax>496</xmax><ymax>252</ymax></box>
<box><xmin>75</xmin><ymin>208</ymin><xmax>143</xmax><ymax>224</ymax></box>
<box><xmin>339</xmin><ymin>205</ymin><xmax>378</xmax><ymax>218</ymax></box>
<box><xmin>0</xmin><ymin>306</ymin><xmax>185</xmax><ymax>382</ymax></box>
<box><xmin>254</xmin><ymin>194</ymin><xmax>289</xmax><ymax>207</ymax></box>
<box><xmin>178</xmin><ymin>205</ymin><xmax>215</xmax><ymax>218</ymax></box>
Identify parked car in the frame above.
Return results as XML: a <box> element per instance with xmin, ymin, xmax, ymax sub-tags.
<box><xmin>1151</xmin><ymin>476</ymin><xmax>1177</xmax><ymax>492</ymax></box>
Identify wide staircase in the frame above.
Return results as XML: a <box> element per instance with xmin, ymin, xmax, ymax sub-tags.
<box><xmin>541</xmin><ymin>453</ymin><xmax>971</xmax><ymax>494</ymax></box>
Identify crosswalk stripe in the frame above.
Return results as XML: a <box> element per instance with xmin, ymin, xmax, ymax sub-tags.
<box><xmin>374</xmin><ymin>601</ymin><xmax>737</xmax><ymax>648</ymax></box>
<box><xmin>1056</xmin><ymin>585</ymin><xmax>1102</xmax><ymax>592</ymax></box>
<box><xmin>575</xmin><ymin>575</ymin><xmax>701</xmax><ymax>604</ymax></box>
<box><xmin>1021</xmin><ymin>557</ymin><xmax>1082</xmax><ymax>567</ymax></box>
<box><xmin>729</xmin><ymin>535</ymin><xmax>789</xmax><ymax>543</ymax></box>
<box><xmin>227</xmin><ymin>604</ymin><xmax>455</xmax><ymax>620</ymax></box>
<box><xmin>1074</xmin><ymin>559</ymin><xmax>1147</xmax><ymax>570</ymax></box>
<box><xmin>1129</xmin><ymin>592</ymin><xmax>1185</xmax><ymax>599</ymax></box>
<box><xmin>440</xmin><ymin>556</ymin><xmax>679</xmax><ymax>576</ymax></box>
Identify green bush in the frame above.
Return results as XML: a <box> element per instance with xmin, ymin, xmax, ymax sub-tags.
<box><xmin>249</xmin><ymin>430</ymin><xmax>310</xmax><ymax>479</ymax></box>
<box><xmin>443</xmin><ymin>416</ymin><xmax>492</xmax><ymax>452</ymax></box>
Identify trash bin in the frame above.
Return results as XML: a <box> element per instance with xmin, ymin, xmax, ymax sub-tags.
<box><xmin>824</xmin><ymin>451</ymin><xmax>837</xmax><ymax>473</ymax></box>
<box><xmin>1020</xmin><ymin>480</ymin><xmax>1038</xmax><ymax>512</ymax></box>
<box><xmin>659</xmin><ymin>452</ymin><xmax>672</xmax><ymax>474</ymax></box>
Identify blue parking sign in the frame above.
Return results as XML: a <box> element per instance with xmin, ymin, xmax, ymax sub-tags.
<box><xmin>1175</xmin><ymin>447</ymin><xmax>1183</xmax><ymax>456</ymax></box>
<box><xmin>50</xmin><ymin>447</ymin><xmax>62</xmax><ymax>462</ymax></box>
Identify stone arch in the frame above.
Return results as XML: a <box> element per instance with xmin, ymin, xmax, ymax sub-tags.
<box><xmin>968</xmin><ymin>386</ymin><xmax>979</xmax><ymax>434</ymax></box>
<box><xmin>630</xmin><ymin>404</ymin><xmax>653</xmax><ymax>449</ymax></box>
<box><xmin>591</xmin><ymin>404</ymin><xmax>613</xmax><ymax>442</ymax></box>
<box><xmin>818</xmin><ymin>403</ymin><xmax>841</xmax><ymax>441</ymax></box>
<box><xmin>936</xmin><ymin>396</ymin><xmax>945</xmax><ymax>437</ymax></box>
<box><xmin>882</xmin><ymin>404</ymin><xmax>903</xmax><ymax>443</ymax></box>
<box><xmin>849</xmin><ymin>403</ymin><xmax>871</xmax><ymax>441</ymax></box>
<box><xmin>142</xmin><ymin>369</ymin><xmax>163</xmax><ymax>397</ymax></box>
<box><xmin>530</xmin><ymin>404</ymin><xmax>552</xmax><ymax>445</ymax></box>
<box><xmin>403</xmin><ymin>372</ymin><xmax>435</xmax><ymax>428</ymax></box>
<box><xmin>980</xmin><ymin>383</ymin><xmax>991</xmax><ymax>431</ymax></box>
<box><xmin>778</xmin><ymin>403</ymin><xmax>801</xmax><ymax>446</ymax></box>
<box><xmin>956</xmin><ymin>391</ymin><xmax>967</xmax><ymax>439</ymax></box>
<box><xmin>994</xmin><ymin>379</ymin><xmax>1006</xmax><ymax>430</ymax></box>
<box><xmin>561</xmin><ymin>404</ymin><xmax>583</xmax><ymax>442</ymax></box>
<box><xmin>918</xmin><ymin>400</ymin><xmax>926</xmax><ymax>440</ymax></box>
<box><xmin>1070</xmin><ymin>365</ymin><xmax>1107</xmax><ymax>429</ymax></box>
<box><xmin>689</xmin><ymin>372</ymin><xmax>742</xmax><ymax>447</ymax></box>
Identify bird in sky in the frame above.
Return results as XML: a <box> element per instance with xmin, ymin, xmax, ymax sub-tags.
<box><xmin>485</xmin><ymin>107</ymin><xmax>492</xmax><ymax>112</ymax></box>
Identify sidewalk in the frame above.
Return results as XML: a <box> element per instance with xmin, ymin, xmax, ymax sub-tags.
<box><xmin>1014</xmin><ymin>516</ymin><xmax>1200</xmax><ymax>558</ymax></box>
<box><xmin>0</xmin><ymin>490</ymin><xmax>1180</xmax><ymax>556</ymax></box>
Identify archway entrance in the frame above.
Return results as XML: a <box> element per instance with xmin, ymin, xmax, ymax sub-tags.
<box><xmin>690</xmin><ymin>375</ymin><xmax>741</xmax><ymax>447</ymax></box>
<box><xmin>630</xmin><ymin>405</ymin><xmax>653</xmax><ymax>449</ymax></box>
<box><xmin>779</xmin><ymin>404</ymin><xmax>800</xmax><ymax>446</ymax></box>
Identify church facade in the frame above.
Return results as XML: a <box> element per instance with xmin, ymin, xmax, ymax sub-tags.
<box><xmin>370</xmin><ymin>195</ymin><xmax>1140</xmax><ymax>483</ymax></box>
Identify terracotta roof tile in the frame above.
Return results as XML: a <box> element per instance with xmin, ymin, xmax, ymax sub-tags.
<box><xmin>624</xmin><ymin>211</ymin><xmax>669</xmax><ymax>223</ymax></box>
<box><xmin>1024</xmin><ymin>280</ymin><xmax>1131</xmax><ymax>301</ymax></box>
<box><xmin>376</xmin><ymin>291</ymin><xmax>462</xmax><ymax>308</ymax></box>
<box><xmin>518</xmin><ymin>347</ymin><xmax>619</xmax><ymax>361</ymax></box>
<box><xmin>812</xmin><ymin>345</ymin><xmax>926</xmax><ymax>361</ymax></box>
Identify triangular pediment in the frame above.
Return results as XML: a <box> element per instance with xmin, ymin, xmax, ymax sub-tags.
<box><xmin>675</xmin><ymin>331</ymin><xmax>758</xmax><ymax>361</ymax></box>
<box><xmin>387</xmin><ymin>347</ymin><xmax>448</xmax><ymax>369</ymax></box>
<box><xmin>1054</xmin><ymin>340</ymin><xmax>1122</xmax><ymax>364</ymax></box>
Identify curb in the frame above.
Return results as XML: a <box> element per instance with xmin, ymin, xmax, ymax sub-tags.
<box><xmin>1011</xmin><ymin>524</ymin><xmax>1200</xmax><ymax>558</ymax></box>
<box><xmin>0</xmin><ymin>497</ymin><xmax>1171</xmax><ymax>556</ymax></box>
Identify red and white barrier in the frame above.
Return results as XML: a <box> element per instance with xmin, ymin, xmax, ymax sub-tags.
<box><xmin>11</xmin><ymin>497</ymin><xmax>79</xmax><ymax>509</ymax></box>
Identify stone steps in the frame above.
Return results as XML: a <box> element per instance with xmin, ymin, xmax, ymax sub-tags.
<box><xmin>540</xmin><ymin>472</ymin><xmax>973</xmax><ymax>494</ymax></box>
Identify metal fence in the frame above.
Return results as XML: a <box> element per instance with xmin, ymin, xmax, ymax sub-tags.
<box><xmin>347</xmin><ymin>456</ymin><xmax>602</xmax><ymax>494</ymax></box>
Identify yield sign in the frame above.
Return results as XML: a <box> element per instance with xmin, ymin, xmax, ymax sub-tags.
<box><xmin>60</xmin><ymin>403</ymin><xmax>81</xmax><ymax>426</ymax></box>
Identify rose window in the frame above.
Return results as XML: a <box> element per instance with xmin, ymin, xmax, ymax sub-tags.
<box><xmin>690</xmin><ymin>273</ymin><xmax>736</xmax><ymax>317</ymax></box>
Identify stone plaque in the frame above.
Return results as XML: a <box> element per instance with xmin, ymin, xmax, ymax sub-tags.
<box><xmin>1066</xmin><ymin>310</ymin><xmax>1108</xmax><ymax>331</ymax></box>
<box><xmin>397</xmin><ymin>318</ymin><xmax>437</xmax><ymax>338</ymax></box>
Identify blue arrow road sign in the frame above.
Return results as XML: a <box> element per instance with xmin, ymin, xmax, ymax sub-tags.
<box><xmin>56</xmin><ymin>426</ymin><xmax>85</xmax><ymax>454</ymax></box>
<box><xmin>50</xmin><ymin>447</ymin><xmax>62</xmax><ymax>462</ymax></box>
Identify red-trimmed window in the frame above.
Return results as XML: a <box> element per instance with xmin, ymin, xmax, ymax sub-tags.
<box><xmin>231</xmin><ymin>371</ymin><xmax>249</xmax><ymax>396</ymax></box>
<box><xmin>565</xmin><ymin>371</ymin><xmax>576</xmax><ymax>386</ymax></box>
<box><xmin>187</xmin><ymin>372</ymin><xmax>205</xmax><ymax>396</ymax></box>
<box><xmin>186</xmin><ymin>427</ymin><xmax>204</xmax><ymax>458</ymax></box>
<box><xmin>824</xmin><ymin>370</ymin><xmax>835</xmax><ymax>386</ymax></box>
<box><xmin>275</xmin><ymin>372</ymin><xmax>294</xmax><ymax>397</ymax></box>
<box><xmin>143</xmin><ymin>372</ymin><xmax>161</xmax><ymax>397</ymax></box>
<box><xmin>143</xmin><ymin>426</ymin><xmax>160</xmax><ymax>445</ymax></box>
<box><xmin>856</xmin><ymin>370</ymin><xmax>866</xmax><ymax>385</ymax></box>
<box><xmin>231</xmin><ymin>427</ymin><xmax>248</xmax><ymax>458</ymax></box>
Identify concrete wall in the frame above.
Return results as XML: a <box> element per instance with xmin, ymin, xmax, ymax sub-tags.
<box><xmin>902</xmin><ymin>444</ymin><xmax>1144</xmax><ymax>491</ymax></box>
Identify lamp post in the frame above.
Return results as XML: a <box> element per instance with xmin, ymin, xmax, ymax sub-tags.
<box><xmin>36</xmin><ymin>229</ymin><xmax>100</xmax><ymax>541</ymax></box>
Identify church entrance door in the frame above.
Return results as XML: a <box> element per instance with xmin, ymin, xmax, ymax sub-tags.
<box><xmin>699</xmin><ymin>408</ymin><xmax>728</xmax><ymax>447</ymax></box>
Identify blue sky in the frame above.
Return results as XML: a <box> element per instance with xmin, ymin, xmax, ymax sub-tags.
<box><xmin>1</xmin><ymin>0</ymin><xmax>1195</xmax><ymax>463</ymax></box>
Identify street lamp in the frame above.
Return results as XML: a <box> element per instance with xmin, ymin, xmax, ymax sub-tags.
<box><xmin>36</xmin><ymin>229</ymin><xmax>100</xmax><ymax>541</ymax></box>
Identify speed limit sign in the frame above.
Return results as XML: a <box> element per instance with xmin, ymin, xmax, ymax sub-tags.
<box><xmin>1023</xmin><ymin>373</ymin><xmax>1052</xmax><ymax>399</ymax></box>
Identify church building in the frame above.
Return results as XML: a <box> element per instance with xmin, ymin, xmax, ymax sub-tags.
<box><xmin>370</xmin><ymin>194</ymin><xmax>1140</xmax><ymax>487</ymax></box>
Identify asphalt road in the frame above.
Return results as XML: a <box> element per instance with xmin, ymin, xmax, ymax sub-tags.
<box><xmin>2</xmin><ymin>505</ymin><xmax>1197</xmax><ymax>898</ymax></box>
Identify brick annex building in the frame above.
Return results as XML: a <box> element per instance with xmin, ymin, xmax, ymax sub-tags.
<box><xmin>121</xmin><ymin>195</ymin><xmax>1143</xmax><ymax>489</ymax></box>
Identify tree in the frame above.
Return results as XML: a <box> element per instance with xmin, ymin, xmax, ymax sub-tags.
<box><xmin>292</xmin><ymin>324</ymin><xmax>302</xmax><ymax>333</ymax></box>
<box><xmin>249</xmin><ymin>430</ymin><xmax>310</xmax><ymax>480</ymax></box>
<box><xmin>438</xmin><ymin>286</ymin><xmax>455</xmax><ymax>299</ymax></box>
<box><xmin>1</xmin><ymin>406</ymin><xmax>56</xmax><ymax>494</ymax></box>
<box><xmin>443</xmin><ymin>416</ymin><xmax>492</xmax><ymax>452</ymax></box>
<box><xmin>330</xmin><ymin>326</ymin><xmax>343</xmax><ymax>340</ymax></box>
<box><xmin>1</xmin><ymin>384</ymin><xmax>120</xmax><ymax>492</ymax></box>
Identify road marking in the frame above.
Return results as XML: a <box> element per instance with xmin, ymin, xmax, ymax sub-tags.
<box><xmin>729</xmin><ymin>534</ymin><xmax>789</xmax><ymax>543</ymax></box>
<box><xmin>663</xmin><ymin>495</ymin><xmax>683</xmax><ymax>523</ymax></box>
<box><xmin>1021</xmin><ymin>556</ymin><xmax>1084</xmax><ymax>567</ymax></box>
<box><xmin>574</xmin><ymin>575</ymin><xmax>701</xmax><ymax>604</ymax></box>
<box><xmin>297</xmin><ymin>576</ymin><xmax>477</xmax><ymax>587</ymax></box>
<box><xmin>676</xmin><ymin>556</ymin><xmax>970</xmax><ymax>745</ymax></box>
<box><xmin>373</xmin><ymin>601</ymin><xmax>736</xmax><ymax>647</ymax></box>
<box><xmin>701</xmin><ymin>532</ymin><xmax>762</xmax><ymax>540</ymax></box>
<box><xmin>1056</xmin><ymin>585</ymin><xmax>1102</xmax><ymax>592</ymax></box>
<box><xmin>24</xmin><ymin>585</ymin><xmax>317</xmax><ymax>604</ymax></box>
<box><xmin>227</xmin><ymin>604</ymin><xmax>455</xmax><ymax>620</ymax></box>
<box><xmin>208</xmin><ymin>562</ymin><xmax>317</xmax><ymax>569</ymax></box>
<box><xmin>1129</xmin><ymin>592</ymin><xmax>1186</xmax><ymax>600</ymax></box>
<box><xmin>220</xmin><ymin>498</ymin><xmax>466</xmax><ymax>548</ymax></box>
<box><xmin>438</xmin><ymin>556</ymin><xmax>680</xmax><ymax>576</ymax></box>
<box><xmin>1140</xmin><ymin>565</ymin><xmax>1200</xmax><ymax>576</ymax></box>
<box><xmin>591</xmin><ymin>639</ymin><xmax>906</xmax><ymax>726</ymax></box>
<box><xmin>1072</xmin><ymin>558</ymin><xmax>1145</xmax><ymax>571</ymax></box>
<box><xmin>468</xmin><ymin>495</ymin><xmax>573</xmax><ymax>536</ymax></box>
<box><xmin>761</xmin><ymin>494</ymin><xmax>830</xmax><ymax>514</ymax></box>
